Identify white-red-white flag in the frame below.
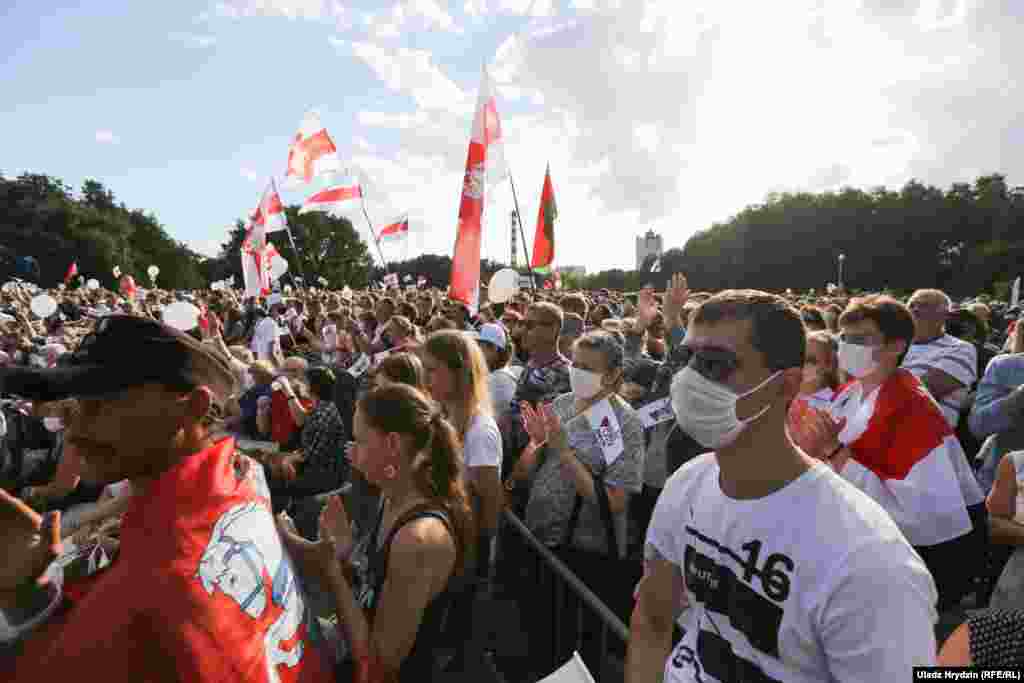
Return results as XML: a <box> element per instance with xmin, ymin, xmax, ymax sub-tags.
<box><xmin>450</xmin><ymin>66</ymin><xmax>505</xmax><ymax>315</ymax></box>
<box><xmin>248</xmin><ymin>177</ymin><xmax>287</xmax><ymax>239</ymax></box>
<box><xmin>240</xmin><ymin>248</ymin><xmax>268</xmax><ymax>298</ymax></box>
<box><xmin>299</xmin><ymin>179</ymin><xmax>362</xmax><ymax>215</ymax></box>
<box><xmin>284</xmin><ymin>111</ymin><xmax>341</xmax><ymax>187</ymax></box>
<box><xmin>378</xmin><ymin>214</ymin><xmax>409</xmax><ymax>242</ymax></box>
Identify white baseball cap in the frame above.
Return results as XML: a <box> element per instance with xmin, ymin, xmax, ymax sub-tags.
<box><xmin>476</xmin><ymin>323</ymin><xmax>508</xmax><ymax>350</ymax></box>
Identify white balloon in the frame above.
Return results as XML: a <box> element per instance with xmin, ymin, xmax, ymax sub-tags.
<box><xmin>162</xmin><ymin>301</ymin><xmax>200</xmax><ymax>331</ymax></box>
<box><xmin>86</xmin><ymin>278</ymin><xmax>100</xmax><ymax>291</ymax></box>
<box><xmin>148</xmin><ymin>265</ymin><xmax>160</xmax><ymax>278</ymax></box>
<box><xmin>487</xmin><ymin>268</ymin><xmax>519</xmax><ymax>304</ymax></box>
<box><xmin>30</xmin><ymin>294</ymin><xmax>58</xmax><ymax>319</ymax></box>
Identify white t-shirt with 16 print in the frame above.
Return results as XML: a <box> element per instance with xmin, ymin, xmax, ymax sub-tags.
<box><xmin>646</xmin><ymin>454</ymin><xmax>937</xmax><ymax>683</ymax></box>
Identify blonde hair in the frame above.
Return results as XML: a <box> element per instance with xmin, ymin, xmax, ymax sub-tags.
<box><xmin>423</xmin><ymin>330</ymin><xmax>492</xmax><ymax>438</ymax></box>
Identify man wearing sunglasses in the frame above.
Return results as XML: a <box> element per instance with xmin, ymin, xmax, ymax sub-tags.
<box><xmin>0</xmin><ymin>315</ymin><xmax>331</xmax><ymax>682</ymax></box>
<box><xmin>628</xmin><ymin>291</ymin><xmax>937</xmax><ymax>683</ymax></box>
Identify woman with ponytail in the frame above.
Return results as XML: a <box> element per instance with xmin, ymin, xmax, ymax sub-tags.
<box><xmin>278</xmin><ymin>383</ymin><xmax>474</xmax><ymax>683</ymax></box>
<box><xmin>421</xmin><ymin>330</ymin><xmax>504</xmax><ymax>573</ymax></box>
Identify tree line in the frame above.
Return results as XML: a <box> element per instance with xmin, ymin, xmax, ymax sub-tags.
<box><xmin>576</xmin><ymin>174</ymin><xmax>1024</xmax><ymax>298</ymax></box>
<box><xmin>3</xmin><ymin>171</ymin><xmax>1022</xmax><ymax>298</ymax></box>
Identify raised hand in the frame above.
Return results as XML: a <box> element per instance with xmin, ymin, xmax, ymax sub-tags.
<box><xmin>319</xmin><ymin>494</ymin><xmax>354</xmax><ymax>558</ymax></box>
<box><xmin>636</xmin><ymin>287</ymin><xmax>658</xmax><ymax>332</ymax></box>
<box><xmin>520</xmin><ymin>401</ymin><xmax>550</xmax><ymax>447</ymax></box>
<box><xmin>0</xmin><ymin>490</ymin><xmax>61</xmax><ymax>603</ymax></box>
<box><xmin>800</xmin><ymin>409</ymin><xmax>847</xmax><ymax>461</ymax></box>
<box><xmin>663</xmin><ymin>273</ymin><xmax>691</xmax><ymax>329</ymax></box>
<box><xmin>540</xmin><ymin>403</ymin><xmax>569</xmax><ymax>453</ymax></box>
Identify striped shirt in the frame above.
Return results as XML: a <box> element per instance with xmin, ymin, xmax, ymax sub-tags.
<box><xmin>901</xmin><ymin>334</ymin><xmax>978</xmax><ymax>427</ymax></box>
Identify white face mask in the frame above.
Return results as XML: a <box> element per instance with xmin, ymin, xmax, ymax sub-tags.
<box><xmin>671</xmin><ymin>367</ymin><xmax>780</xmax><ymax>449</ymax></box>
<box><xmin>43</xmin><ymin>417</ymin><xmax>64</xmax><ymax>432</ymax></box>
<box><xmin>570</xmin><ymin>366</ymin><xmax>605</xmax><ymax>400</ymax></box>
<box><xmin>837</xmin><ymin>341</ymin><xmax>879</xmax><ymax>379</ymax></box>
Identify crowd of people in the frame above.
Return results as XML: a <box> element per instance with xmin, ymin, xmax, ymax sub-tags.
<box><xmin>1</xmin><ymin>272</ymin><xmax>1023</xmax><ymax>681</ymax></box>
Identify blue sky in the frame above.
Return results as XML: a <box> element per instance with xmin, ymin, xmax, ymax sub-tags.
<box><xmin>4</xmin><ymin>0</ymin><xmax>1023</xmax><ymax>274</ymax></box>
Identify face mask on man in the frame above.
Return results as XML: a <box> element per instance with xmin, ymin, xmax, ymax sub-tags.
<box><xmin>43</xmin><ymin>417</ymin><xmax>64</xmax><ymax>432</ymax></box>
<box><xmin>671</xmin><ymin>367</ymin><xmax>781</xmax><ymax>449</ymax></box>
<box><xmin>837</xmin><ymin>341</ymin><xmax>879</xmax><ymax>379</ymax></box>
<box><xmin>570</xmin><ymin>366</ymin><xmax>605</xmax><ymax>400</ymax></box>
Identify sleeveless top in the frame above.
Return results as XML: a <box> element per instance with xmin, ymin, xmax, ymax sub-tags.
<box><xmin>349</xmin><ymin>500</ymin><xmax>460</xmax><ymax>683</ymax></box>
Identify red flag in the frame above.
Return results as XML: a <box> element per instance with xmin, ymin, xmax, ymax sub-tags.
<box><xmin>450</xmin><ymin>67</ymin><xmax>504</xmax><ymax>314</ymax></box>
<box><xmin>531</xmin><ymin>164</ymin><xmax>557</xmax><ymax>274</ymax></box>
<box><xmin>284</xmin><ymin>111</ymin><xmax>340</xmax><ymax>186</ymax></box>
<box><xmin>10</xmin><ymin>438</ymin><xmax>333</xmax><ymax>682</ymax></box>
<box><xmin>299</xmin><ymin>180</ymin><xmax>362</xmax><ymax>215</ymax></box>
<box><xmin>64</xmin><ymin>262</ymin><xmax>78</xmax><ymax>284</ymax></box>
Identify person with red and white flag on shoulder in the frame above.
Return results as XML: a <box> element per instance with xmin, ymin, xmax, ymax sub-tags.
<box><xmin>802</xmin><ymin>295</ymin><xmax>986</xmax><ymax>611</ymax></box>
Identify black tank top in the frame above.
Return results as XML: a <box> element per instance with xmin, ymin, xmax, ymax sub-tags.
<box><xmin>354</xmin><ymin>500</ymin><xmax>459</xmax><ymax>683</ymax></box>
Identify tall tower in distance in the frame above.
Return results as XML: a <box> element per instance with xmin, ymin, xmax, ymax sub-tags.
<box><xmin>510</xmin><ymin>210</ymin><xmax>519</xmax><ymax>268</ymax></box>
<box><xmin>636</xmin><ymin>229</ymin><xmax>663</xmax><ymax>270</ymax></box>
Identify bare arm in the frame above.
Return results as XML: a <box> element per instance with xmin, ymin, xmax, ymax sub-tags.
<box><xmin>626</xmin><ymin>554</ymin><xmax>686</xmax><ymax>683</ymax></box>
<box><xmin>469</xmin><ymin>466</ymin><xmax>502</xmax><ymax>534</ymax></box>
<box><xmin>326</xmin><ymin>518</ymin><xmax>456</xmax><ymax>676</ymax></box>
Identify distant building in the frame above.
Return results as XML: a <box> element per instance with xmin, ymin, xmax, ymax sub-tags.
<box><xmin>636</xmin><ymin>230</ymin><xmax>663</xmax><ymax>270</ymax></box>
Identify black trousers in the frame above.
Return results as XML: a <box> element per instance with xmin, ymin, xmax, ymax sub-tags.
<box><xmin>915</xmin><ymin>502</ymin><xmax>989</xmax><ymax>611</ymax></box>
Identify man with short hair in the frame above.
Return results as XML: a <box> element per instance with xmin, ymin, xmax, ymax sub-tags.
<box><xmin>0</xmin><ymin>315</ymin><xmax>331</xmax><ymax>681</ymax></box>
<box><xmin>904</xmin><ymin>289</ymin><xmax>978</xmax><ymax>427</ymax></box>
<box><xmin>628</xmin><ymin>290</ymin><xmax>937</xmax><ymax>683</ymax></box>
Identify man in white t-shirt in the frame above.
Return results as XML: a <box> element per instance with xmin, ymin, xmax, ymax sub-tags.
<box><xmin>627</xmin><ymin>289</ymin><xmax>937</xmax><ymax>683</ymax></box>
<box><xmin>903</xmin><ymin>289</ymin><xmax>977</xmax><ymax>427</ymax></box>
<box><xmin>249</xmin><ymin>302</ymin><xmax>284</xmax><ymax>362</ymax></box>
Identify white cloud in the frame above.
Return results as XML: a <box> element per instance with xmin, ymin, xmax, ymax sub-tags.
<box><xmin>346</xmin><ymin>41</ymin><xmax>469</xmax><ymax>112</ymax></box>
<box><xmin>407</xmin><ymin>0</ymin><xmax>462</xmax><ymax>32</ymax></box>
<box><xmin>314</xmin><ymin>0</ymin><xmax>1024</xmax><ymax>272</ymax></box>
<box><xmin>188</xmin><ymin>237</ymin><xmax>229</xmax><ymax>259</ymax></box>
<box><xmin>498</xmin><ymin>0</ymin><xmax>555</xmax><ymax>17</ymax></box>
<box><xmin>169</xmin><ymin>32</ymin><xmax>217</xmax><ymax>48</ymax></box>
<box><xmin>213</xmin><ymin>0</ymin><xmax>333</xmax><ymax>20</ymax></box>
<box><xmin>464</xmin><ymin>0</ymin><xmax>488</xmax><ymax>17</ymax></box>
<box><xmin>94</xmin><ymin>130</ymin><xmax>119</xmax><ymax>144</ymax></box>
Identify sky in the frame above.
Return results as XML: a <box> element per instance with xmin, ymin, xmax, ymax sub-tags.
<box><xmin>2</xmin><ymin>0</ymin><xmax>1022</xmax><ymax>274</ymax></box>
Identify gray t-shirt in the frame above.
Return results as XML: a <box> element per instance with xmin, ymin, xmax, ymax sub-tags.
<box><xmin>525</xmin><ymin>392</ymin><xmax>644</xmax><ymax>555</ymax></box>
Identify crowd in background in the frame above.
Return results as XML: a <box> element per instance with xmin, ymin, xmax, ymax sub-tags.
<box><xmin>2</xmin><ymin>273</ymin><xmax>1024</xmax><ymax>681</ymax></box>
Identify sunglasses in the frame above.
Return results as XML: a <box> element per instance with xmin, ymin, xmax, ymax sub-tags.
<box><xmin>681</xmin><ymin>346</ymin><xmax>739</xmax><ymax>384</ymax></box>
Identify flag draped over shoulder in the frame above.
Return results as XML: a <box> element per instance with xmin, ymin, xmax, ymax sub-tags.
<box><xmin>531</xmin><ymin>164</ymin><xmax>557</xmax><ymax>274</ymax></box>
<box><xmin>831</xmin><ymin>369</ymin><xmax>976</xmax><ymax>547</ymax></box>
<box><xmin>449</xmin><ymin>66</ymin><xmax>506</xmax><ymax>315</ymax></box>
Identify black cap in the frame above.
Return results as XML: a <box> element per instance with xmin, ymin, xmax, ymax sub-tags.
<box><xmin>0</xmin><ymin>315</ymin><xmax>238</xmax><ymax>404</ymax></box>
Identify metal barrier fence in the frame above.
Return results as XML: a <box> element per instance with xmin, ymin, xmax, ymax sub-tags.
<box><xmin>501</xmin><ymin>509</ymin><xmax>630</xmax><ymax>682</ymax></box>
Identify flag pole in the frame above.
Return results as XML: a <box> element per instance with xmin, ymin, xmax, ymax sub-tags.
<box><xmin>507</xmin><ymin>172</ymin><xmax>537</xmax><ymax>290</ymax></box>
<box><xmin>360</xmin><ymin>196</ymin><xmax>390</xmax><ymax>273</ymax></box>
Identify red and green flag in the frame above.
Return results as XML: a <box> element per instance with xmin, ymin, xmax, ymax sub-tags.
<box><xmin>530</xmin><ymin>164</ymin><xmax>557</xmax><ymax>274</ymax></box>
